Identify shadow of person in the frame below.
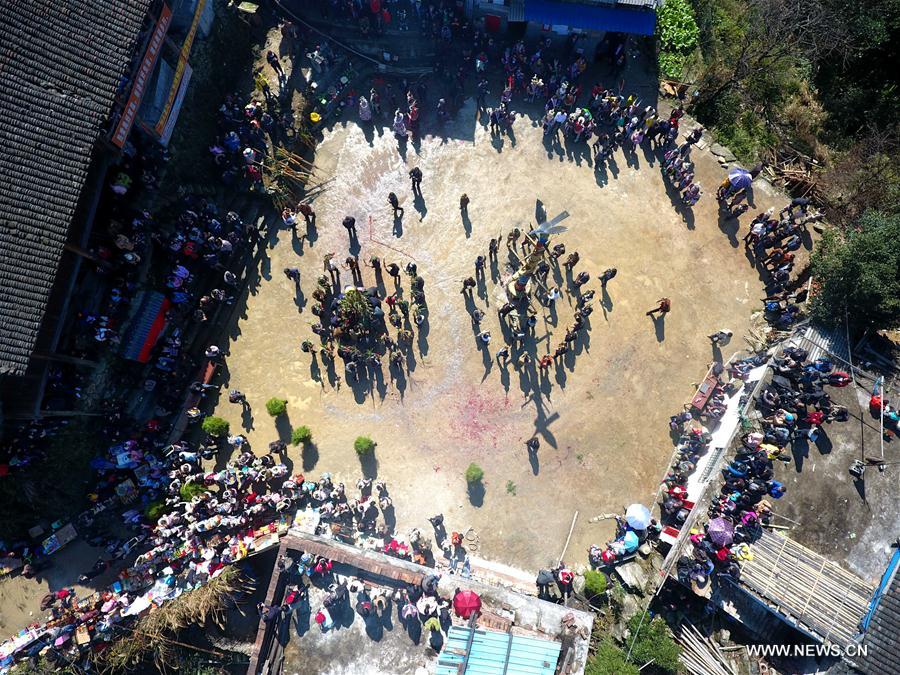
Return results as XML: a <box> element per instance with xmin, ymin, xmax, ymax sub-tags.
<box><xmin>462</xmin><ymin>210</ymin><xmax>472</xmax><ymax>238</ymax></box>
<box><xmin>362</xmin><ymin>121</ymin><xmax>375</xmax><ymax>146</ymax></box>
<box><xmin>600</xmin><ymin>286</ymin><xmax>613</xmax><ymax>314</ymax></box>
<box><xmin>653</xmin><ymin>314</ymin><xmax>666</xmax><ymax>342</ymax></box>
<box><xmin>413</xmin><ymin>193</ymin><xmax>428</xmax><ymax>221</ymax></box>
<box><xmin>393</xmin><ymin>213</ymin><xmax>404</xmax><ymax>238</ymax></box>
<box><xmin>711</xmin><ymin>342</ymin><xmax>722</xmax><ymax>364</ymax></box>
<box><xmin>489</xmin><ymin>256</ymin><xmax>500</xmax><ymax>283</ymax></box>
<box><xmin>241</xmin><ymin>405</ymin><xmax>254</xmax><ymax>431</ymax></box>
<box><xmin>528</xmin><ymin>449</ymin><xmax>540</xmax><ymax>475</ymax></box>
<box><xmin>275</xmin><ymin>413</ymin><xmax>292</xmax><ymax>442</ymax></box>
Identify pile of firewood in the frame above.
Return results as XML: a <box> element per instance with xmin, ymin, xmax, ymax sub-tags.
<box><xmin>763</xmin><ymin>147</ymin><xmax>826</xmax><ymax>203</ymax></box>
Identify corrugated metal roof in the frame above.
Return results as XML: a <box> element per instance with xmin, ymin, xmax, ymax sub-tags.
<box><xmin>436</xmin><ymin>626</ymin><xmax>562</xmax><ymax>675</ymax></box>
<box><xmin>524</xmin><ymin>0</ymin><xmax>656</xmax><ymax>35</ymax></box>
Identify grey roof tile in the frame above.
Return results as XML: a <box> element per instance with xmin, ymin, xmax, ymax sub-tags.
<box><xmin>0</xmin><ymin>0</ymin><xmax>153</xmax><ymax>375</ymax></box>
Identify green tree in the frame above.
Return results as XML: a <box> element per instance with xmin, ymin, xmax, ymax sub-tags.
<box><xmin>465</xmin><ymin>463</ymin><xmax>484</xmax><ymax>483</ymax></box>
<box><xmin>292</xmin><ymin>425</ymin><xmax>313</xmax><ymax>445</ymax></box>
<box><xmin>266</xmin><ymin>397</ymin><xmax>288</xmax><ymax>417</ymax></box>
<box><xmin>201</xmin><ymin>416</ymin><xmax>229</xmax><ymax>436</ymax></box>
<box><xmin>626</xmin><ymin>615</ymin><xmax>683</xmax><ymax>673</ymax></box>
<box><xmin>810</xmin><ymin>212</ymin><xmax>900</xmax><ymax>331</ymax></box>
<box><xmin>354</xmin><ymin>436</ymin><xmax>376</xmax><ymax>455</ymax></box>
<box><xmin>585</xmin><ymin>639</ymin><xmax>640</xmax><ymax>675</ymax></box>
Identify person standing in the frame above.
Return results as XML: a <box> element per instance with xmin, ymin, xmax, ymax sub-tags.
<box><xmin>266</xmin><ymin>50</ymin><xmax>285</xmax><ymax>78</ymax></box>
<box><xmin>599</xmin><ymin>268</ymin><xmax>617</xmax><ymax>287</ymax></box>
<box><xmin>646</xmin><ymin>297</ymin><xmax>671</xmax><ymax>317</ymax></box>
<box><xmin>388</xmin><ymin>192</ymin><xmax>404</xmax><ymax>217</ymax></box>
<box><xmin>459</xmin><ymin>193</ymin><xmax>469</xmax><ymax>213</ymax></box>
<box><xmin>708</xmin><ymin>329</ymin><xmax>733</xmax><ymax>345</ymax></box>
<box><xmin>409</xmin><ymin>167</ymin><xmax>423</xmax><ymax>195</ymax></box>
<box><xmin>297</xmin><ymin>202</ymin><xmax>315</xmax><ymax>227</ymax></box>
<box><xmin>342</xmin><ymin>215</ymin><xmax>357</xmax><ymax>239</ymax></box>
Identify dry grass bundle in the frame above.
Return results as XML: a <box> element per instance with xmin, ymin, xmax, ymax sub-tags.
<box><xmin>96</xmin><ymin>566</ymin><xmax>251</xmax><ymax>673</ymax></box>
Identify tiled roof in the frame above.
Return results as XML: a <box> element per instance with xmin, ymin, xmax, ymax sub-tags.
<box><xmin>857</xmin><ymin>571</ymin><xmax>900</xmax><ymax>675</ymax></box>
<box><xmin>0</xmin><ymin>0</ymin><xmax>152</xmax><ymax>375</ymax></box>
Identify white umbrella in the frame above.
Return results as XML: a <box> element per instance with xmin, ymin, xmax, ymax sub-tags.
<box><xmin>625</xmin><ymin>503</ymin><xmax>651</xmax><ymax>530</ymax></box>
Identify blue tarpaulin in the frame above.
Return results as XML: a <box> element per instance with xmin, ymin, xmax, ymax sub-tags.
<box><xmin>523</xmin><ymin>0</ymin><xmax>657</xmax><ymax>36</ymax></box>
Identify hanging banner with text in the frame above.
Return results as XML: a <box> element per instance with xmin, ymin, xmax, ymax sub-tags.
<box><xmin>154</xmin><ymin>0</ymin><xmax>207</xmax><ymax>138</ymax></box>
<box><xmin>111</xmin><ymin>4</ymin><xmax>172</xmax><ymax>148</ymax></box>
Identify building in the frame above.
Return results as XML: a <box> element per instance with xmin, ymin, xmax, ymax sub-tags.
<box><xmin>472</xmin><ymin>0</ymin><xmax>658</xmax><ymax>36</ymax></box>
<box><xmin>0</xmin><ymin>0</ymin><xmax>212</xmax><ymax>420</ymax></box>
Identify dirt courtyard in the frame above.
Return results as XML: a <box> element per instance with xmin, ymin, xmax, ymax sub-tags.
<box><xmin>213</xmin><ymin>101</ymin><xmax>784</xmax><ymax>572</ymax></box>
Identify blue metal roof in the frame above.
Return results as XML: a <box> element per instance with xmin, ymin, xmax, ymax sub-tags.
<box><xmin>523</xmin><ymin>0</ymin><xmax>657</xmax><ymax>36</ymax></box>
<box><xmin>436</xmin><ymin>626</ymin><xmax>562</xmax><ymax>675</ymax></box>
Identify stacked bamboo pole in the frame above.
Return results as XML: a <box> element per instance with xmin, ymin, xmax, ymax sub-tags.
<box><xmin>676</xmin><ymin>621</ymin><xmax>737</xmax><ymax>675</ymax></box>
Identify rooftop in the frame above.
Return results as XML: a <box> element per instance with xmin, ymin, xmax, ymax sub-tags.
<box><xmin>249</xmin><ymin>532</ymin><xmax>594</xmax><ymax>675</ymax></box>
<box><xmin>0</xmin><ymin>0</ymin><xmax>152</xmax><ymax>375</ymax></box>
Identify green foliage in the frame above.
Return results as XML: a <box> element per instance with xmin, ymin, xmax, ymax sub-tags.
<box><xmin>338</xmin><ymin>289</ymin><xmax>375</xmax><ymax>327</ymax></box>
<box><xmin>626</xmin><ymin>615</ymin><xmax>683</xmax><ymax>673</ymax></box>
<box><xmin>265</xmin><ymin>397</ymin><xmax>288</xmax><ymax>417</ymax></box>
<box><xmin>354</xmin><ymin>436</ymin><xmax>376</xmax><ymax>455</ymax></box>
<box><xmin>584</xmin><ymin>570</ymin><xmax>608</xmax><ymax>601</ymax></box>
<box><xmin>608</xmin><ymin>580</ymin><xmax>627</xmax><ymax>616</ymax></box>
<box><xmin>585</xmin><ymin>639</ymin><xmax>640</xmax><ymax>675</ymax></box>
<box><xmin>180</xmin><ymin>482</ymin><xmax>208</xmax><ymax>502</ymax></box>
<box><xmin>810</xmin><ymin>212</ymin><xmax>900</xmax><ymax>331</ymax></box>
<box><xmin>201</xmin><ymin>416</ymin><xmax>229</xmax><ymax>436</ymax></box>
<box><xmin>291</xmin><ymin>425</ymin><xmax>313</xmax><ymax>445</ymax></box>
<box><xmin>658</xmin><ymin>51</ymin><xmax>687</xmax><ymax>79</ymax></box>
<box><xmin>465</xmin><ymin>463</ymin><xmax>484</xmax><ymax>483</ymax></box>
<box><xmin>506</xmin><ymin>480</ymin><xmax>517</xmax><ymax>495</ymax></box>
<box><xmin>659</xmin><ymin>0</ymin><xmax>700</xmax><ymax>51</ymax></box>
<box><xmin>657</xmin><ymin>0</ymin><xmax>699</xmax><ymax>78</ymax></box>
<box><xmin>145</xmin><ymin>500</ymin><xmax>170</xmax><ymax>522</ymax></box>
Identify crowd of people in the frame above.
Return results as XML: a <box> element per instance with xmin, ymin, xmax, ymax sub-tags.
<box><xmin>665</xmin><ymin>345</ymin><xmax>851</xmax><ymax>589</ymax></box>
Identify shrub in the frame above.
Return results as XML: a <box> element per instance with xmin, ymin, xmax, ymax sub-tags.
<box><xmin>180</xmin><ymin>482</ymin><xmax>208</xmax><ymax>502</ymax></box>
<box><xmin>584</xmin><ymin>570</ymin><xmax>608</xmax><ymax>601</ymax></box>
<box><xmin>585</xmin><ymin>639</ymin><xmax>639</xmax><ymax>675</ymax></box>
<box><xmin>291</xmin><ymin>425</ymin><xmax>313</xmax><ymax>446</ymax></box>
<box><xmin>625</xmin><ymin>615</ymin><xmax>682</xmax><ymax>673</ymax></box>
<box><xmin>465</xmin><ymin>463</ymin><xmax>484</xmax><ymax>483</ymax></box>
<box><xmin>201</xmin><ymin>416</ymin><xmax>229</xmax><ymax>436</ymax></box>
<box><xmin>657</xmin><ymin>0</ymin><xmax>699</xmax><ymax>79</ymax></box>
<box><xmin>265</xmin><ymin>397</ymin><xmax>288</xmax><ymax>417</ymax></box>
<box><xmin>354</xmin><ymin>436</ymin><xmax>376</xmax><ymax>455</ymax></box>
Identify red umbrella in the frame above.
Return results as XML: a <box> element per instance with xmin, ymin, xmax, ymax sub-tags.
<box><xmin>453</xmin><ymin>590</ymin><xmax>482</xmax><ymax>619</ymax></box>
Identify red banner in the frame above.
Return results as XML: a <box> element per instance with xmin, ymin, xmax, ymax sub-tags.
<box><xmin>111</xmin><ymin>4</ymin><xmax>172</xmax><ymax>148</ymax></box>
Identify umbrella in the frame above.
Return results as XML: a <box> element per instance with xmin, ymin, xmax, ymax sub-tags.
<box><xmin>625</xmin><ymin>504</ymin><xmax>651</xmax><ymax>530</ymax></box>
<box><xmin>707</xmin><ymin>517</ymin><xmax>735</xmax><ymax>547</ymax></box>
<box><xmin>452</xmin><ymin>590</ymin><xmax>482</xmax><ymax>619</ymax></box>
<box><xmin>622</xmin><ymin>531</ymin><xmax>640</xmax><ymax>552</ymax></box>
<box><xmin>728</xmin><ymin>167</ymin><xmax>753</xmax><ymax>190</ymax></box>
